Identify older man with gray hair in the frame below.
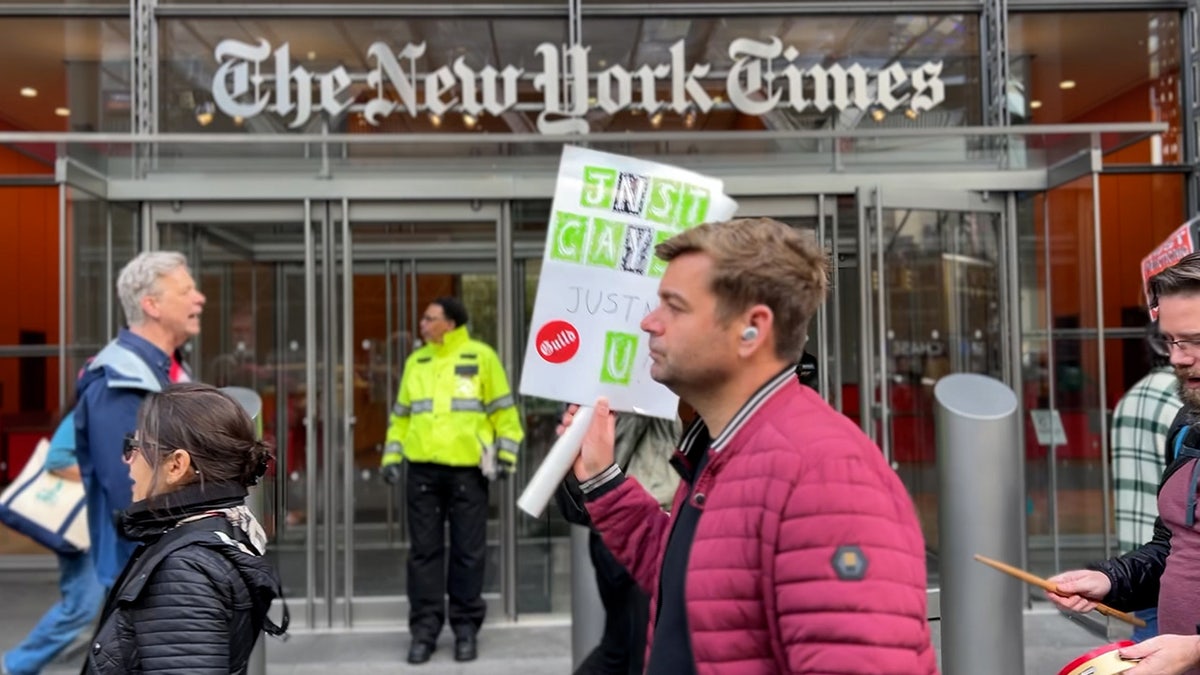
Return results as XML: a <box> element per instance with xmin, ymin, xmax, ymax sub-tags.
<box><xmin>74</xmin><ymin>250</ymin><xmax>206</xmax><ymax>588</ymax></box>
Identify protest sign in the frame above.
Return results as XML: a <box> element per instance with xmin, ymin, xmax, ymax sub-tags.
<box><xmin>515</xmin><ymin>147</ymin><xmax>738</xmax><ymax>517</ymax></box>
<box><xmin>1141</xmin><ymin>215</ymin><xmax>1200</xmax><ymax>319</ymax></box>
<box><xmin>518</xmin><ymin>145</ymin><xmax>738</xmax><ymax>420</ymax></box>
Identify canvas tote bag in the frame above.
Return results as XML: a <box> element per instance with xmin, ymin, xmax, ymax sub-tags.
<box><xmin>0</xmin><ymin>437</ymin><xmax>89</xmax><ymax>554</ymax></box>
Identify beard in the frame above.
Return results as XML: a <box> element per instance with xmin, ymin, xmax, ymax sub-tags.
<box><xmin>1176</xmin><ymin>368</ymin><xmax>1200</xmax><ymax>409</ymax></box>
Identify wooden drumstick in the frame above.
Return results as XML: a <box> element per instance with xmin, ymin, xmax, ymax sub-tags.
<box><xmin>973</xmin><ymin>554</ymin><xmax>1146</xmax><ymax>628</ymax></box>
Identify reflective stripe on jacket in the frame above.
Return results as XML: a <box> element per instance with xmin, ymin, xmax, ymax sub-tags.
<box><xmin>382</xmin><ymin>325</ymin><xmax>524</xmax><ymax>467</ymax></box>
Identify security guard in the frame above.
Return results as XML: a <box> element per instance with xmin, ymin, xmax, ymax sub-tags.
<box><xmin>381</xmin><ymin>297</ymin><xmax>524</xmax><ymax>665</ymax></box>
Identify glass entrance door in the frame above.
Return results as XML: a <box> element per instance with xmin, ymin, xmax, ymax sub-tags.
<box><xmin>856</xmin><ymin>187</ymin><xmax>1009</xmax><ymax>593</ymax></box>
<box><xmin>154</xmin><ymin>199</ymin><xmax>521</xmax><ymax>629</ymax></box>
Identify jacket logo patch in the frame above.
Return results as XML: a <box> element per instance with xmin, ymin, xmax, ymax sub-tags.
<box><xmin>832</xmin><ymin>546</ymin><xmax>868</xmax><ymax>581</ymax></box>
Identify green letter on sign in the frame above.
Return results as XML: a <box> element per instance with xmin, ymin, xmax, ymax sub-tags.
<box><xmin>580</xmin><ymin>166</ymin><xmax>617</xmax><ymax>209</ymax></box>
<box><xmin>550</xmin><ymin>212</ymin><xmax>588</xmax><ymax>263</ymax></box>
<box><xmin>587</xmin><ymin>218</ymin><xmax>625</xmax><ymax>269</ymax></box>
<box><xmin>600</xmin><ymin>332</ymin><xmax>639</xmax><ymax>385</ymax></box>
<box><xmin>645</xmin><ymin>178</ymin><xmax>680</xmax><ymax>226</ymax></box>
<box><xmin>647</xmin><ymin>229</ymin><xmax>675</xmax><ymax>278</ymax></box>
<box><xmin>678</xmin><ymin>184</ymin><xmax>711</xmax><ymax>228</ymax></box>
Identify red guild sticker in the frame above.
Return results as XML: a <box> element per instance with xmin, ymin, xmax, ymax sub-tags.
<box><xmin>536</xmin><ymin>320</ymin><xmax>581</xmax><ymax>364</ymax></box>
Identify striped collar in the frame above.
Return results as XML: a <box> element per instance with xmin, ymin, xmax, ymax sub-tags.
<box><xmin>707</xmin><ymin>365</ymin><xmax>796</xmax><ymax>453</ymax></box>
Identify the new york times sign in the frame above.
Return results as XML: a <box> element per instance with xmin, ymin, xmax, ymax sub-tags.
<box><xmin>211</xmin><ymin>37</ymin><xmax>945</xmax><ymax>134</ymax></box>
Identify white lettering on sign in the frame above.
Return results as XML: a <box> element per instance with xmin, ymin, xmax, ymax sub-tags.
<box><xmin>211</xmin><ymin>38</ymin><xmax>946</xmax><ymax>134</ymax></box>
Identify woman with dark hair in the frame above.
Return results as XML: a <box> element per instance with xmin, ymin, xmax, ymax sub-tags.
<box><xmin>84</xmin><ymin>382</ymin><xmax>287</xmax><ymax>675</ymax></box>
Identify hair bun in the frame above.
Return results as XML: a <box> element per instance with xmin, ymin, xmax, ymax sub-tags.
<box><xmin>244</xmin><ymin>439</ymin><xmax>273</xmax><ymax>486</ymax></box>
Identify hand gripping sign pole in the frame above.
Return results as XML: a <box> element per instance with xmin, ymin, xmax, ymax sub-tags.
<box><xmin>517</xmin><ymin>406</ymin><xmax>595</xmax><ymax>518</ymax></box>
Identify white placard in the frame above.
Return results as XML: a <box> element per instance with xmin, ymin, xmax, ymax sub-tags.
<box><xmin>518</xmin><ymin>146</ymin><xmax>738</xmax><ymax>419</ymax></box>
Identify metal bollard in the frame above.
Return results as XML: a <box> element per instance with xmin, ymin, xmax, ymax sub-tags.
<box><xmin>222</xmin><ymin>386</ymin><xmax>267</xmax><ymax>675</ymax></box>
<box><xmin>570</xmin><ymin>524</ymin><xmax>605</xmax><ymax>669</ymax></box>
<box><xmin>934</xmin><ymin>373</ymin><xmax>1023</xmax><ymax>675</ymax></box>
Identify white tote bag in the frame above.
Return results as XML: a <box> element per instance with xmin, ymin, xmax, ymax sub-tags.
<box><xmin>0</xmin><ymin>438</ymin><xmax>90</xmax><ymax>553</ymax></box>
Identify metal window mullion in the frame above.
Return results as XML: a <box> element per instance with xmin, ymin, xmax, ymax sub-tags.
<box><xmin>341</xmin><ymin>198</ymin><xmax>355</xmax><ymax>628</ymax></box>
<box><xmin>816</xmin><ymin>194</ymin><xmax>830</xmax><ymax>403</ymax></box>
<box><xmin>1003</xmin><ymin>191</ymin><xmax>1031</xmax><ymax>583</ymax></box>
<box><xmin>1041</xmin><ymin>191</ymin><xmax>1060</xmax><ymax>573</ymax></box>
<box><xmin>1090</xmin><ymin>142</ymin><xmax>1112</xmax><ymax>560</ymax></box>
<box><xmin>321</xmin><ymin>201</ymin><xmax>336</xmax><ymax>628</ymax></box>
<box><xmin>303</xmin><ymin>199</ymin><xmax>318</xmax><ymax>629</ymax></box>
<box><xmin>497</xmin><ymin>201</ymin><xmax>518</xmax><ymax>621</ymax></box>
<box><xmin>873</xmin><ymin>186</ymin><xmax>891</xmax><ymax>465</ymax></box>
<box><xmin>856</xmin><ymin>188</ymin><xmax>873</xmax><ymax>440</ymax></box>
<box><xmin>274</xmin><ymin>262</ymin><xmax>288</xmax><ymax>551</ymax></box>
<box><xmin>58</xmin><ymin>182</ymin><xmax>67</xmax><ymax>412</ymax></box>
<box><xmin>384</xmin><ymin>259</ymin><xmax>395</xmax><ymax>545</ymax></box>
<box><xmin>830</xmin><ymin>196</ymin><xmax>843</xmax><ymax>413</ymax></box>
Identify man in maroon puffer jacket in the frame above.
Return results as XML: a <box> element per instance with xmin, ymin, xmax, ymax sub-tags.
<box><xmin>563</xmin><ymin>217</ymin><xmax>937</xmax><ymax>674</ymax></box>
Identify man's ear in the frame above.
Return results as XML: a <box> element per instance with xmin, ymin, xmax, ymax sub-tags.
<box><xmin>737</xmin><ymin>305</ymin><xmax>774</xmax><ymax>355</ymax></box>
<box><xmin>141</xmin><ymin>293</ymin><xmax>160</xmax><ymax>321</ymax></box>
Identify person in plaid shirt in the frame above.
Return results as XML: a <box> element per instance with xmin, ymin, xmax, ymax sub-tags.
<box><xmin>1111</xmin><ymin>324</ymin><xmax>1183</xmax><ymax>641</ymax></box>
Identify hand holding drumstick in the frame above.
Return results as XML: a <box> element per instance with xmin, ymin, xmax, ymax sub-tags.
<box><xmin>973</xmin><ymin>554</ymin><xmax>1145</xmax><ymax>628</ymax></box>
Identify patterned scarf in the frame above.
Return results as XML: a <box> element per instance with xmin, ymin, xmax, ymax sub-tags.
<box><xmin>179</xmin><ymin>505</ymin><xmax>268</xmax><ymax>555</ymax></box>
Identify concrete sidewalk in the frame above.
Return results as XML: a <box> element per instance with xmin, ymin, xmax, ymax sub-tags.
<box><xmin>0</xmin><ymin>571</ymin><xmax>1120</xmax><ymax>673</ymax></box>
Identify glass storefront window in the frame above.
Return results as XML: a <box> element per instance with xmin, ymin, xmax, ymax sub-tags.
<box><xmin>1009</xmin><ymin>11</ymin><xmax>1183</xmax><ymax>165</ymax></box>
<box><xmin>0</xmin><ymin>18</ymin><xmax>130</xmax><ymax>133</ymax></box>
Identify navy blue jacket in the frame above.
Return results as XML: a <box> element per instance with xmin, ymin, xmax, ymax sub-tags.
<box><xmin>74</xmin><ymin>329</ymin><xmax>182</xmax><ymax>587</ymax></box>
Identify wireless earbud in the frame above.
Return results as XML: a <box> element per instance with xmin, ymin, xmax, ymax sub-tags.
<box><xmin>741</xmin><ymin>326</ymin><xmax>759</xmax><ymax>341</ymax></box>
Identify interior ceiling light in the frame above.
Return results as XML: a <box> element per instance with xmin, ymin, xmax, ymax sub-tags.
<box><xmin>904</xmin><ymin>108</ymin><xmax>918</xmax><ymax>120</ymax></box>
<box><xmin>870</xmin><ymin>107</ymin><xmax>886</xmax><ymax>122</ymax></box>
<box><xmin>684</xmin><ymin>110</ymin><xmax>697</xmax><ymax>128</ymax></box>
<box><xmin>19</xmin><ymin>87</ymin><xmax>36</xmax><ymax>98</ymax></box>
<box><xmin>194</xmin><ymin>101</ymin><xmax>215</xmax><ymax>127</ymax></box>
<box><xmin>1059</xmin><ymin>80</ymin><xmax>1076</xmax><ymax>90</ymax></box>
<box><xmin>649</xmin><ymin>111</ymin><xmax>663</xmax><ymax>128</ymax></box>
<box><xmin>54</xmin><ymin>107</ymin><xmax>69</xmax><ymax>117</ymax></box>
<box><xmin>462</xmin><ymin>112</ymin><xmax>478</xmax><ymax>129</ymax></box>
<box><xmin>1030</xmin><ymin>100</ymin><xmax>1043</xmax><ymax>109</ymax></box>
<box><xmin>307</xmin><ymin>51</ymin><xmax>317</xmax><ymax>61</ymax></box>
<box><xmin>429</xmin><ymin>113</ymin><xmax>442</xmax><ymax>128</ymax></box>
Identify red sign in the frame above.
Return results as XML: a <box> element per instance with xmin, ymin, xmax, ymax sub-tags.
<box><xmin>535</xmin><ymin>320</ymin><xmax>581</xmax><ymax>364</ymax></box>
<box><xmin>1141</xmin><ymin>216</ymin><xmax>1200</xmax><ymax>319</ymax></box>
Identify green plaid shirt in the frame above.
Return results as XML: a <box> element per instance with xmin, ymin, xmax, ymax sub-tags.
<box><xmin>1112</xmin><ymin>367</ymin><xmax>1184</xmax><ymax>554</ymax></box>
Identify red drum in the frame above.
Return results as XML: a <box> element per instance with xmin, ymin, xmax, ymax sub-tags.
<box><xmin>1058</xmin><ymin>641</ymin><xmax>1139</xmax><ymax>675</ymax></box>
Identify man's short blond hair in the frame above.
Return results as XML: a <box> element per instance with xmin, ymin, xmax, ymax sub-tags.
<box><xmin>656</xmin><ymin>217</ymin><xmax>828</xmax><ymax>362</ymax></box>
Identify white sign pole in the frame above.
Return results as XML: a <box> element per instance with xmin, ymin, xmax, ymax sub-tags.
<box><xmin>517</xmin><ymin>406</ymin><xmax>595</xmax><ymax>517</ymax></box>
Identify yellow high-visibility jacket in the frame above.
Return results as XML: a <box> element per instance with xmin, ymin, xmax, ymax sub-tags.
<box><xmin>381</xmin><ymin>326</ymin><xmax>524</xmax><ymax>468</ymax></box>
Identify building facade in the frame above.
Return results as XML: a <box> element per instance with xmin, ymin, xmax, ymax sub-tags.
<box><xmin>0</xmin><ymin>0</ymin><xmax>1191</xmax><ymax>628</ymax></box>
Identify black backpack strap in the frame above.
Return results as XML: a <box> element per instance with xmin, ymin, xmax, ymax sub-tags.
<box><xmin>1174</xmin><ymin>426</ymin><xmax>1200</xmax><ymax>527</ymax></box>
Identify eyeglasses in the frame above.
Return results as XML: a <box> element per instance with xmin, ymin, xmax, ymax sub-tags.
<box><xmin>123</xmin><ymin>434</ymin><xmax>169</xmax><ymax>462</ymax></box>
<box><xmin>1148</xmin><ymin>334</ymin><xmax>1200</xmax><ymax>357</ymax></box>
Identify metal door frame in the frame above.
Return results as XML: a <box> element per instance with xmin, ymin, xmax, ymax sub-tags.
<box><xmin>855</xmin><ymin>186</ymin><xmax>1010</xmax><ymax>463</ymax></box>
<box><xmin>147</xmin><ymin>199</ymin><xmax>511</xmax><ymax>628</ymax></box>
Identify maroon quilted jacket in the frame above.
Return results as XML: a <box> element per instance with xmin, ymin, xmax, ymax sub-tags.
<box><xmin>587</xmin><ymin>375</ymin><xmax>937</xmax><ymax>674</ymax></box>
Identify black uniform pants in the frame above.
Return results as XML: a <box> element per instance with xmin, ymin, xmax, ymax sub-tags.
<box><xmin>406</xmin><ymin>461</ymin><xmax>489</xmax><ymax>643</ymax></box>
